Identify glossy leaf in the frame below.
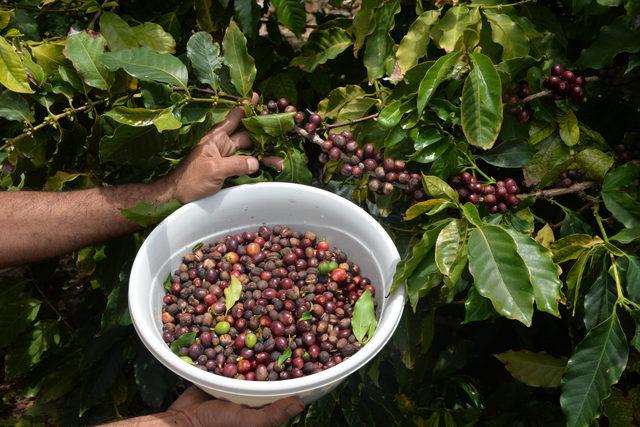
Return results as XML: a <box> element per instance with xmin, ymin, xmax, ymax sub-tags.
<box><xmin>101</xmin><ymin>279</ymin><xmax>131</xmax><ymax>330</ymax></box>
<box><xmin>272</xmin><ymin>0</ymin><xmax>306</xmax><ymax>35</ymax></box>
<box><xmin>352</xmin><ymin>288</ymin><xmax>377</xmax><ymax>343</ymax></box>
<box><xmin>495</xmin><ymin>350</ymin><xmax>567</xmax><ymax>388</ymax></box>
<box><xmin>224</xmin><ymin>276</ymin><xmax>243</xmax><ymax>313</ymax></box>
<box><xmin>575</xmin><ymin>148</ymin><xmax>614</xmax><ymax>181</ymax></box>
<box><xmin>395</xmin><ymin>10</ymin><xmax>439</xmax><ymax>78</ymax></box>
<box><xmin>104</xmin><ymin>107</ymin><xmax>181</xmax><ymax>132</ymax></box>
<box><xmin>169</xmin><ymin>332</ymin><xmax>197</xmax><ymax>354</ymax></box>
<box><xmin>64</xmin><ymin>31</ymin><xmax>113</xmax><ymax>90</ymax></box>
<box><xmin>610</xmin><ymin>227</ymin><xmax>640</xmax><ymax>244</ymax></box>
<box><xmin>222</xmin><ymin>21</ymin><xmax>256</xmax><ymax>96</ymax></box>
<box><xmin>463</xmin><ymin>285</ymin><xmax>498</xmax><ymax>323</ymax></box>
<box><xmin>422</xmin><ymin>174</ymin><xmax>458</xmax><ymax>202</ymax></box>
<box><xmin>134</xmin><ymin>351</ymin><xmax>175</xmax><ymax>409</ymax></box>
<box><xmin>233</xmin><ymin>0</ymin><xmax>261</xmax><ymax>37</ymax></box>
<box><xmin>468</xmin><ymin>225</ymin><xmax>534</xmax><ymax>326</ymax></box>
<box><xmin>483</xmin><ymin>10</ymin><xmax>529</xmax><ymax>60</ymax></box>
<box><xmin>551</xmin><ymin>234</ymin><xmax>603</xmax><ymax>263</ymax></box>
<box><xmin>242</xmin><ymin>112</ymin><xmax>296</xmax><ymax>137</ymax></box>
<box><xmin>403</xmin><ymin>198</ymin><xmax>448</xmax><ymax>221</ymax></box>
<box><xmin>504</xmin><ymin>227</ymin><xmax>562</xmax><ymax>317</ymax></box>
<box><xmin>44</xmin><ymin>171</ymin><xmax>83</xmax><ymax>191</ymax></box>
<box><xmin>560</xmin><ymin>310</ymin><xmax>628</xmax><ymax>427</ymax></box>
<box><xmin>0</xmin><ymin>90</ymin><xmax>33</xmax><ymax>122</ymax></box>
<box><xmin>417</xmin><ymin>51</ymin><xmax>461</xmax><ymax>114</ymax></box>
<box><xmin>363</xmin><ymin>0</ymin><xmax>400</xmax><ymax>82</ymax></box>
<box><xmin>132</xmin><ymin>22</ymin><xmax>176</xmax><ymax>54</ymax></box>
<box><xmin>4</xmin><ymin>320</ymin><xmax>57</xmax><ymax>379</ymax></box>
<box><xmin>478</xmin><ymin>141</ymin><xmax>535</xmax><ymax>168</ymax></box>
<box><xmin>602</xmin><ymin>163</ymin><xmax>640</xmax><ymax>228</ymax></box>
<box><xmin>290</xmin><ymin>28</ymin><xmax>352</xmax><ymax>72</ymax></box>
<box><xmin>435</xmin><ymin>219</ymin><xmax>466</xmax><ymax>277</ymax></box>
<box><xmin>31</xmin><ymin>41</ymin><xmax>66</xmax><ymax>78</ymax></box>
<box><xmin>625</xmin><ymin>256</ymin><xmax>640</xmax><ymax>303</ymax></box>
<box><xmin>99</xmin><ymin>12</ymin><xmax>138</xmax><ymax>51</ymax></box>
<box><xmin>101</xmin><ymin>47</ymin><xmax>188</xmax><ymax>89</ymax></box>
<box><xmin>558</xmin><ymin>111</ymin><xmax>580</xmax><ymax>146</ymax></box>
<box><xmin>575</xmin><ymin>16</ymin><xmax>640</xmax><ymax>68</ymax></box>
<box><xmin>0</xmin><ymin>297</ymin><xmax>40</xmax><ymax>347</ymax></box>
<box><xmin>275</xmin><ymin>148</ymin><xmax>312</xmax><ymax>185</ymax></box>
<box><xmin>186</xmin><ymin>31</ymin><xmax>222</xmax><ymax>89</ymax></box>
<box><xmin>121</xmin><ymin>199</ymin><xmax>181</xmax><ymax>226</ymax></box>
<box><xmin>584</xmin><ymin>271</ymin><xmax>617</xmax><ymax>330</ymax></box>
<box><xmin>432</xmin><ymin>6</ymin><xmax>481</xmax><ymax>53</ymax></box>
<box><xmin>352</xmin><ymin>0</ymin><xmax>379</xmax><ymax>53</ymax></box>
<box><xmin>0</xmin><ymin>35</ymin><xmax>33</xmax><ymax>93</ymax></box>
<box><xmin>461</xmin><ymin>53</ymin><xmax>503</xmax><ymax>150</ymax></box>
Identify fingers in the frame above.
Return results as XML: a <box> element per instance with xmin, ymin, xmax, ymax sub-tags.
<box><xmin>262</xmin><ymin>156</ymin><xmax>284</xmax><ymax>171</ymax></box>
<box><xmin>251</xmin><ymin>92</ymin><xmax>259</xmax><ymax>106</ymax></box>
<box><xmin>218</xmin><ymin>156</ymin><xmax>259</xmax><ymax>178</ymax></box>
<box><xmin>253</xmin><ymin>397</ymin><xmax>305</xmax><ymax>427</ymax></box>
<box><xmin>214</xmin><ymin>107</ymin><xmax>245</xmax><ymax>135</ymax></box>
<box><xmin>169</xmin><ymin>386</ymin><xmax>210</xmax><ymax>411</ymax></box>
<box><xmin>230</xmin><ymin>131</ymin><xmax>252</xmax><ymax>151</ymax></box>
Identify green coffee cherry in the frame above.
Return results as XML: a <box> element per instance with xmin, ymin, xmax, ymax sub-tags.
<box><xmin>214</xmin><ymin>320</ymin><xmax>231</xmax><ymax>335</ymax></box>
<box><xmin>245</xmin><ymin>332</ymin><xmax>257</xmax><ymax>348</ymax></box>
<box><xmin>179</xmin><ymin>355</ymin><xmax>193</xmax><ymax>364</ymax></box>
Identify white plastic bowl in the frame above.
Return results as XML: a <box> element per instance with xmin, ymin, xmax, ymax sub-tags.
<box><xmin>129</xmin><ymin>182</ymin><xmax>404</xmax><ymax>407</ymax></box>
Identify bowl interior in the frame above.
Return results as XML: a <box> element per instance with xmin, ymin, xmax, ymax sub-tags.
<box><xmin>130</xmin><ymin>183</ymin><xmax>403</xmax><ymax>396</ymax></box>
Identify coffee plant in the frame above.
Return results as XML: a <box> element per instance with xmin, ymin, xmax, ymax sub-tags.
<box><xmin>1</xmin><ymin>0</ymin><xmax>639</xmax><ymax>425</ymax></box>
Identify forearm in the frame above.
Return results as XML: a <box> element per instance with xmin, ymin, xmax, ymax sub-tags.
<box><xmin>0</xmin><ymin>178</ymin><xmax>174</xmax><ymax>268</ymax></box>
<box><xmin>101</xmin><ymin>411</ymin><xmax>190</xmax><ymax>427</ymax></box>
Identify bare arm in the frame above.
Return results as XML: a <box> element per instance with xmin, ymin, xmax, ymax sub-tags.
<box><xmin>0</xmin><ymin>102</ymin><xmax>282</xmax><ymax>268</ymax></box>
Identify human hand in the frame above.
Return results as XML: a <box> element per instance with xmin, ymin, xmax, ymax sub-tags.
<box><xmin>162</xmin><ymin>94</ymin><xmax>282</xmax><ymax>203</ymax></box>
<box><xmin>167</xmin><ymin>386</ymin><xmax>305</xmax><ymax>427</ymax></box>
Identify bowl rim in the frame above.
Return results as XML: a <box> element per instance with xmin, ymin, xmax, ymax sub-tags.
<box><xmin>129</xmin><ymin>182</ymin><xmax>405</xmax><ymax>395</ymax></box>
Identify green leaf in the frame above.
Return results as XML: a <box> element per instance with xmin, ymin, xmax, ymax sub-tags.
<box><xmin>275</xmin><ymin>148</ymin><xmax>312</xmax><ymax>185</ymax></box>
<box><xmin>575</xmin><ymin>16</ymin><xmax>640</xmax><ymax>69</ymax></box>
<box><xmin>558</xmin><ymin>111</ymin><xmax>580</xmax><ymax>146</ymax></box>
<box><xmin>435</xmin><ymin>219</ymin><xmax>466</xmax><ymax>277</ymax></box>
<box><xmin>377</xmin><ymin>99</ymin><xmax>407</xmax><ymax>129</ymax></box>
<box><xmin>242</xmin><ymin>112</ymin><xmax>296</xmax><ymax>137</ymax></box>
<box><xmin>602</xmin><ymin>163</ymin><xmax>640</xmax><ymax>229</ymax></box>
<box><xmin>99</xmin><ymin>124</ymin><xmax>178</xmax><ymax>166</ymax></box>
<box><xmin>0</xmin><ymin>90</ymin><xmax>33</xmax><ymax>122</ymax></box>
<box><xmin>403</xmin><ymin>198</ymin><xmax>448</xmax><ymax>221</ymax></box>
<box><xmin>300</xmin><ymin>311</ymin><xmax>312</xmax><ymax>321</ymax></box>
<box><xmin>575</xmin><ymin>148</ymin><xmax>614</xmax><ymax>181</ymax></box>
<box><xmin>222</xmin><ymin>21</ymin><xmax>256</xmax><ymax>96</ymax></box>
<box><xmin>104</xmin><ymin>107</ymin><xmax>181</xmax><ymax>132</ymax></box>
<box><xmin>363</xmin><ymin>0</ymin><xmax>400</xmax><ymax>82</ymax></box>
<box><xmin>99</xmin><ymin>12</ymin><xmax>138</xmax><ymax>52</ymax></box>
<box><xmin>461</xmin><ymin>52</ymin><xmax>503</xmax><ymax>150</ymax></box>
<box><xmin>63</xmin><ymin>31</ymin><xmax>113</xmax><ymax>90</ymax></box>
<box><xmin>432</xmin><ymin>6</ymin><xmax>481</xmax><ymax>53</ymax></box>
<box><xmin>483</xmin><ymin>10</ymin><xmax>529</xmax><ymax>60</ymax></box>
<box><xmin>121</xmin><ymin>199</ymin><xmax>182</xmax><ymax>227</ymax></box>
<box><xmin>422</xmin><ymin>174</ymin><xmax>458</xmax><ymax>202</ymax></box>
<box><xmin>467</xmin><ymin>225</ymin><xmax>533</xmax><ymax>326</ymax></box>
<box><xmin>31</xmin><ymin>41</ymin><xmax>66</xmax><ymax>78</ymax></box>
<box><xmin>352</xmin><ymin>0</ymin><xmax>379</xmax><ymax>53</ymax></box>
<box><xmin>0</xmin><ymin>297</ymin><xmax>40</xmax><ymax>347</ymax></box>
<box><xmin>0</xmin><ymin>35</ymin><xmax>32</xmax><ymax>93</ymax></box>
<box><xmin>461</xmin><ymin>203</ymin><xmax>482</xmax><ymax>226</ymax></box>
<box><xmin>523</xmin><ymin>136</ymin><xmax>571</xmax><ymax>187</ymax></box>
<box><xmin>290</xmin><ymin>27</ymin><xmax>353</xmax><ymax>72</ymax></box>
<box><xmin>463</xmin><ymin>285</ymin><xmax>498</xmax><ymax>323</ymax></box>
<box><xmin>186</xmin><ymin>32</ymin><xmax>222</xmax><ymax>89</ymax></box>
<box><xmin>233</xmin><ymin>0</ymin><xmax>261</xmax><ymax>37</ymax></box>
<box><xmin>478</xmin><ymin>141</ymin><xmax>535</xmax><ymax>168</ymax></box>
<box><xmin>560</xmin><ymin>210</ymin><xmax>593</xmax><ymax>237</ymax></box>
<box><xmin>352</xmin><ymin>288</ymin><xmax>377</xmax><ymax>343</ymax></box>
<box><xmin>277</xmin><ymin>345</ymin><xmax>292</xmax><ymax>366</ymax></box>
<box><xmin>552</xmin><ymin>234</ymin><xmax>603</xmax><ymax>263</ymax></box>
<box><xmin>405</xmin><ymin>249</ymin><xmax>442</xmax><ymax>311</ymax></box>
<box><xmin>395</xmin><ymin>11</ymin><xmax>439</xmax><ymax>78</ymax></box>
<box><xmin>101</xmin><ymin>47</ymin><xmax>188</xmax><ymax>89</ymax></box>
<box><xmin>504</xmin><ymin>227</ymin><xmax>562</xmax><ymax>317</ymax></box>
<box><xmin>5</xmin><ymin>320</ymin><xmax>57</xmax><ymax>379</ymax></box>
<box><xmin>584</xmin><ymin>271</ymin><xmax>617</xmax><ymax>331</ymax></box>
<box><xmin>603</xmin><ymin>388</ymin><xmax>636</xmax><ymax>427</ymax></box>
<box><xmin>134</xmin><ymin>350</ymin><xmax>175</xmax><ymax>409</ymax></box>
<box><xmin>560</xmin><ymin>310</ymin><xmax>628</xmax><ymax>427</ymax></box>
<box><xmin>495</xmin><ymin>350</ymin><xmax>567</xmax><ymax>388</ymax></box>
<box><xmin>417</xmin><ymin>51</ymin><xmax>462</xmax><ymax>114</ymax></box>
<box><xmin>43</xmin><ymin>171</ymin><xmax>83</xmax><ymax>191</ymax></box>
<box><xmin>224</xmin><ymin>276</ymin><xmax>243</xmax><ymax>313</ymax></box>
<box><xmin>170</xmin><ymin>331</ymin><xmax>197</xmax><ymax>354</ymax></box>
<box><xmin>625</xmin><ymin>256</ymin><xmax>640</xmax><ymax>303</ymax></box>
<box><xmin>610</xmin><ymin>228</ymin><xmax>640</xmax><ymax>244</ymax></box>
<box><xmin>132</xmin><ymin>22</ymin><xmax>176</xmax><ymax>54</ymax></box>
<box><xmin>101</xmin><ymin>278</ymin><xmax>132</xmax><ymax>330</ymax></box>
<box><xmin>271</xmin><ymin>0</ymin><xmax>305</xmax><ymax>35</ymax></box>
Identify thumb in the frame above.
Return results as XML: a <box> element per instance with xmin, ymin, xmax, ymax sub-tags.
<box><xmin>218</xmin><ymin>155</ymin><xmax>259</xmax><ymax>178</ymax></box>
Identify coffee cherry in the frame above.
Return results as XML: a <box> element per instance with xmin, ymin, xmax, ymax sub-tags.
<box><xmin>351</xmin><ymin>166</ymin><xmax>363</xmax><ymax>178</ymax></box>
<box><xmin>340</xmin><ymin>163</ymin><xmax>353</xmax><ymax>176</ymax></box>
<box><xmin>468</xmin><ymin>194</ymin><xmax>480</xmax><ymax>204</ymax></box>
<box><xmin>362</xmin><ymin>143</ymin><xmax>375</xmax><ymax>158</ymax></box>
<box><xmin>368</xmin><ymin>178</ymin><xmax>381</xmax><ymax>192</ymax></box>
<box><xmin>333</xmin><ymin>136</ymin><xmax>346</xmax><ymax>148</ymax></box>
<box><xmin>382</xmin><ymin>182</ymin><xmax>394</xmax><ymax>195</ymax></box>
<box><xmin>383</xmin><ymin>158</ymin><xmax>395</xmax><ymax>172</ymax></box>
<box><xmin>562</xmin><ymin>70</ymin><xmax>575</xmax><ymax>83</ymax></box>
<box><xmin>328</xmin><ymin>147</ymin><xmax>342</xmax><ymax>161</ymax></box>
<box><xmin>497</xmin><ymin>203</ymin><xmax>507</xmax><ymax>213</ymax></box>
<box><xmin>574</xmin><ymin>76</ymin><xmax>585</xmax><ymax>86</ymax></box>
<box><xmin>309</xmin><ymin>113</ymin><xmax>322</xmax><ymax>126</ymax></box>
<box><xmin>551</xmin><ymin>64</ymin><xmax>564</xmax><ymax>76</ymax></box>
<box><xmin>284</xmin><ymin>105</ymin><xmax>297</xmax><ymax>113</ymax></box>
<box><xmin>277</xmin><ymin>98</ymin><xmax>288</xmax><ymax>110</ymax></box>
<box><xmin>267</xmin><ymin>100</ymin><xmax>277</xmax><ymax>111</ymax></box>
<box><xmin>557</xmin><ymin>81</ymin><xmax>568</xmax><ymax>94</ymax></box>
<box><xmin>363</xmin><ymin>159</ymin><xmax>377</xmax><ymax>171</ymax></box>
<box><xmin>517</xmin><ymin>109</ymin><xmax>531</xmax><ymax>123</ymax></box>
<box><xmin>341</xmin><ymin>131</ymin><xmax>353</xmax><ymax>140</ymax></box>
<box><xmin>484</xmin><ymin>194</ymin><xmax>497</xmax><ymax>205</ymax></box>
<box><xmin>304</xmin><ymin>123</ymin><xmax>317</xmax><ymax>134</ymax></box>
<box><xmin>294</xmin><ymin>111</ymin><xmax>305</xmax><ymax>123</ymax></box>
<box><xmin>570</xmin><ymin>85</ymin><xmax>584</xmax><ymax>102</ymax></box>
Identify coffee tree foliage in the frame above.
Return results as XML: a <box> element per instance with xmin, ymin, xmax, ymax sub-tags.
<box><xmin>0</xmin><ymin>0</ymin><xmax>639</xmax><ymax>425</ymax></box>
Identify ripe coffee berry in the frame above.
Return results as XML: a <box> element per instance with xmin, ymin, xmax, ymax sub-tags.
<box><xmin>544</xmin><ymin>65</ymin><xmax>586</xmax><ymax>103</ymax></box>
<box><xmin>450</xmin><ymin>173</ymin><xmax>522</xmax><ymax>211</ymax></box>
<box><xmin>161</xmin><ymin>226</ymin><xmax>375</xmax><ymax>380</ymax></box>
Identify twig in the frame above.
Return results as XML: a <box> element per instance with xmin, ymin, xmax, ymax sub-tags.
<box><xmin>294</xmin><ymin>126</ymin><xmax>409</xmax><ymax>190</ymax></box>
<box><xmin>259</xmin><ymin>18</ymin><xmax>318</xmax><ymax>29</ymax></box>
<box><xmin>323</xmin><ymin>113</ymin><xmax>380</xmax><ymax>130</ymax></box>
<box><xmin>518</xmin><ymin>181</ymin><xmax>596</xmax><ymax>199</ymax></box>
<box><xmin>520</xmin><ymin>76</ymin><xmax>600</xmax><ymax>104</ymax></box>
<box><xmin>88</xmin><ymin>0</ymin><xmax>110</xmax><ymax>30</ymax></box>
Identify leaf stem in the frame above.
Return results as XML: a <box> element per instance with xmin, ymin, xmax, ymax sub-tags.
<box><xmin>33</xmin><ymin>282</ymin><xmax>73</xmax><ymax>331</ymax></box>
<box><xmin>474</xmin><ymin>0</ymin><xmax>534</xmax><ymax>8</ymax></box>
<box><xmin>610</xmin><ymin>255</ymin><xmax>625</xmax><ymax>303</ymax></box>
<box><xmin>518</xmin><ymin>181</ymin><xmax>596</xmax><ymax>200</ymax></box>
<box><xmin>323</xmin><ymin>113</ymin><xmax>380</xmax><ymax>130</ymax></box>
<box><xmin>593</xmin><ymin>202</ymin><xmax>609</xmax><ymax>243</ymax></box>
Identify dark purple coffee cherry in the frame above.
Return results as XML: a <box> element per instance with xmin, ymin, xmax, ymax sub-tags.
<box><xmin>277</xmin><ymin>98</ymin><xmax>289</xmax><ymax>111</ymax></box>
<box><xmin>517</xmin><ymin>109</ymin><xmax>530</xmax><ymax>123</ymax></box>
<box><xmin>562</xmin><ymin>70</ymin><xmax>575</xmax><ymax>83</ymax></box>
<box><xmin>328</xmin><ymin>147</ymin><xmax>342</xmax><ymax>161</ymax></box>
<box><xmin>309</xmin><ymin>113</ymin><xmax>322</xmax><ymax>126</ymax></box>
<box><xmin>551</xmin><ymin>64</ymin><xmax>564</xmax><ymax>76</ymax></box>
<box><xmin>294</xmin><ymin>111</ymin><xmax>305</xmax><ymax>123</ymax></box>
<box><xmin>341</xmin><ymin>163</ymin><xmax>353</xmax><ymax>176</ymax></box>
<box><xmin>304</xmin><ymin>123</ymin><xmax>317</xmax><ymax>134</ymax></box>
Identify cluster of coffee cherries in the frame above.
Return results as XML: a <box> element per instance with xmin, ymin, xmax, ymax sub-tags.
<box><xmin>161</xmin><ymin>226</ymin><xmax>375</xmax><ymax>381</ymax></box>
<box><xmin>450</xmin><ymin>173</ymin><xmax>521</xmax><ymax>213</ymax></box>
<box><xmin>261</xmin><ymin>98</ymin><xmax>322</xmax><ymax>135</ymax></box>
<box><xmin>558</xmin><ymin>169</ymin><xmax>586</xmax><ymax>188</ymax></box>
<box><xmin>317</xmin><ymin>131</ymin><xmax>426</xmax><ymax>203</ymax></box>
<box><xmin>504</xmin><ymin>80</ymin><xmax>532</xmax><ymax>123</ymax></box>
<box><xmin>614</xmin><ymin>143</ymin><xmax>640</xmax><ymax>162</ymax></box>
<box><xmin>543</xmin><ymin>65</ymin><xmax>586</xmax><ymax>102</ymax></box>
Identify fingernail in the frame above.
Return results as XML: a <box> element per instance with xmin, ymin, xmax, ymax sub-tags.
<box><xmin>285</xmin><ymin>401</ymin><xmax>305</xmax><ymax>416</ymax></box>
<box><xmin>246</xmin><ymin>157</ymin><xmax>259</xmax><ymax>173</ymax></box>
